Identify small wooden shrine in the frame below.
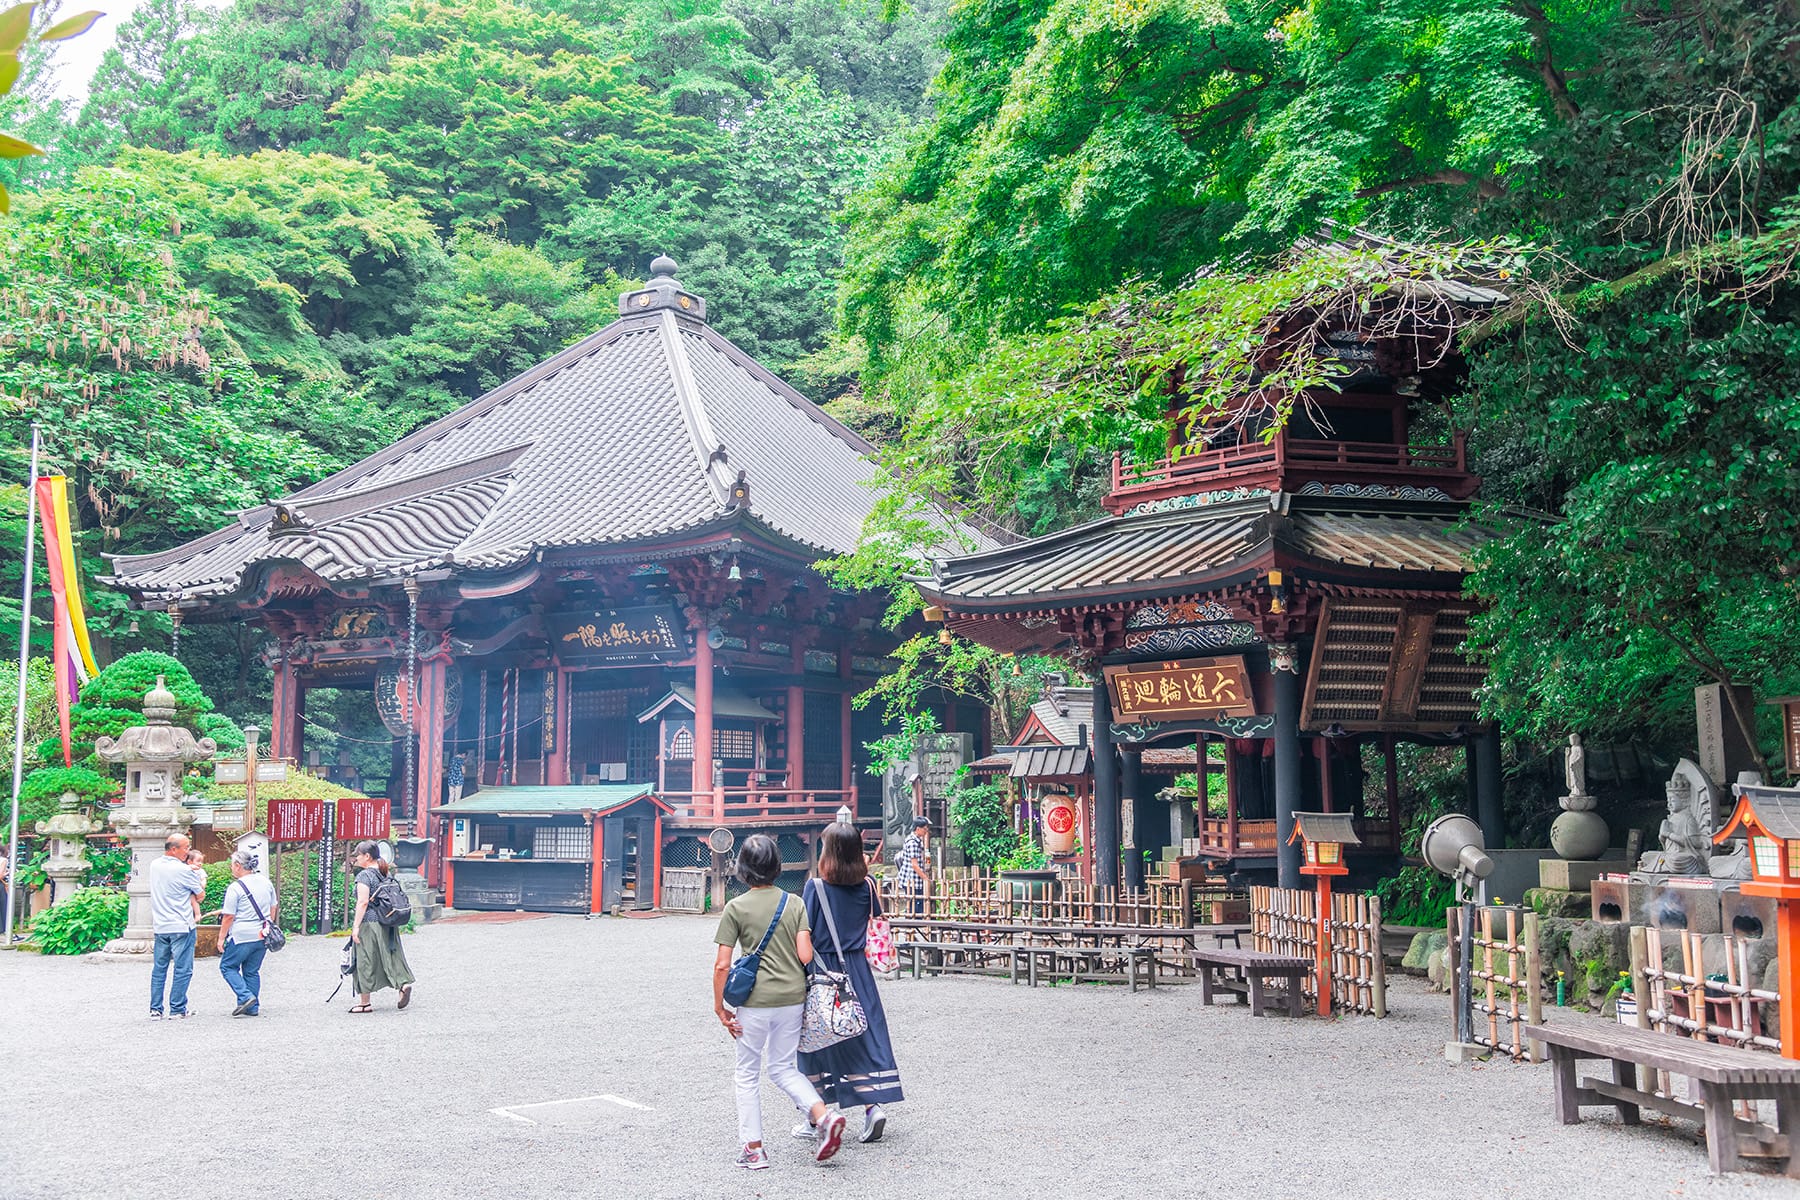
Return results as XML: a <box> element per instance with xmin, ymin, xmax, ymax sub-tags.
<box><xmin>917</xmin><ymin>233</ymin><xmax>1504</xmax><ymax>889</ymax></box>
<box><xmin>107</xmin><ymin>258</ymin><xmax>987</xmax><ymax>908</ymax></box>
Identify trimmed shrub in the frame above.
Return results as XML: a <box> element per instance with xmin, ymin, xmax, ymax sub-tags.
<box><xmin>30</xmin><ymin>887</ymin><xmax>128</xmax><ymax>955</ymax></box>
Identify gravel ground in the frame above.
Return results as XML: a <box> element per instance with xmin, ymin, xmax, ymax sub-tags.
<box><xmin>2</xmin><ymin>913</ymin><xmax>1797</xmax><ymax>1200</ymax></box>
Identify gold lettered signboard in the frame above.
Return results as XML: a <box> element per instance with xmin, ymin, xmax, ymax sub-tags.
<box><xmin>550</xmin><ymin>606</ymin><xmax>687</xmax><ymax>662</ymax></box>
<box><xmin>1104</xmin><ymin>655</ymin><xmax>1256</xmax><ymax>721</ymax></box>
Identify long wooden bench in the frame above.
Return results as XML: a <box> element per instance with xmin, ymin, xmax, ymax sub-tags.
<box><xmin>1526</xmin><ymin>1020</ymin><xmax>1800</xmax><ymax>1176</ymax></box>
<box><xmin>1189</xmin><ymin>946</ymin><xmax>1310</xmax><ymax>1017</ymax></box>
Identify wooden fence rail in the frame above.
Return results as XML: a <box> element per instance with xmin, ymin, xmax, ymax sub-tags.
<box><xmin>1446</xmin><ymin>905</ymin><xmax>1541</xmax><ymax>1060</ymax></box>
<box><xmin>1249</xmin><ymin>886</ymin><xmax>1388</xmax><ymax>1017</ymax></box>
<box><xmin>874</xmin><ymin>867</ymin><xmax>1242</xmax><ymax>928</ymax></box>
<box><xmin>1631</xmin><ymin>926</ymin><xmax>1780</xmax><ymax>1053</ymax></box>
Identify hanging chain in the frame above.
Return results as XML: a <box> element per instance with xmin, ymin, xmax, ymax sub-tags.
<box><xmin>404</xmin><ymin>577</ymin><xmax>420</xmax><ymax>822</ymax></box>
<box><xmin>169</xmin><ymin>609</ymin><xmax>183</xmax><ymax>661</ymax></box>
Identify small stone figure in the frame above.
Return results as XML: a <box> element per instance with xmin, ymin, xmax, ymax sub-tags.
<box><xmin>1551</xmin><ymin>733</ymin><xmax>1608</xmax><ymax>860</ymax></box>
<box><xmin>1564</xmin><ymin>733</ymin><xmax>1587</xmax><ymax>800</ymax></box>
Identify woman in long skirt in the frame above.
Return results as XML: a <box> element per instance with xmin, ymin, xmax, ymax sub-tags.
<box><xmin>349</xmin><ymin>841</ymin><xmax>415</xmax><ymax>1013</ymax></box>
<box><xmin>796</xmin><ymin>822</ymin><xmax>905</xmax><ymax>1143</ymax></box>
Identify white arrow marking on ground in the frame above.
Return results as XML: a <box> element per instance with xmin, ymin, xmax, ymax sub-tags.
<box><xmin>489</xmin><ymin>1094</ymin><xmax>655</xmax><ymax>1124</ymax></box>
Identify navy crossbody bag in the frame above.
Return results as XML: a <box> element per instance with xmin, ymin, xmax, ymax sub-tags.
<box><xmin>723</xmin><ymin>892</ymin><xmax>788</xmax><ymax>1007</ymax></box>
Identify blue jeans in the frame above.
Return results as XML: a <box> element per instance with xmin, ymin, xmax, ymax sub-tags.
<box><xmin>218</xmin><ymin>938</ymin><xmax>267</xmax><ymax>1012</ymax></box>
<box><xmin>151</xmin><ymin>931</ymin><xmax>196</xmax><ymax>1014</ymax></box>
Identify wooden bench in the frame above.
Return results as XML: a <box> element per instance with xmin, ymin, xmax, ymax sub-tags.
<box><xmin>1526</xmin><ymin>1021</ymin><xmax>1800</xmax><ymax>1176</ymax></box>
<box><xmin>1189</xmin><ymin>946</ymin><xmax>1310</xmax><ymax>1017</ymax></box>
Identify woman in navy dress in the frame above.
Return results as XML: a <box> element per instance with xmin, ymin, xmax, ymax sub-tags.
<box><xmin>797</xmin><ymin>821</ymin><xmax>905</xmax><ymax>1143</ymax></box>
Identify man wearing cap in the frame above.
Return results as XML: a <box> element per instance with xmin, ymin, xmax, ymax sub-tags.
<box><xmin>895</xmin><ymin>816</ymin><xmax>932</xmax><ymax>916</ymax></box>
<box><xmin>216</xmin><ymin>848</ymin><xmax>279</xmax><ymax>1017</ymax></box>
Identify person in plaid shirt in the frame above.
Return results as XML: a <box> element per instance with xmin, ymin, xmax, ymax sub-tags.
<box><xmin>895</xmin><ymin>816</ymin><xmax>931</xmax><ymax>915</ymax></box>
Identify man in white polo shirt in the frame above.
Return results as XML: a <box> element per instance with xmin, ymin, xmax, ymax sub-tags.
<box><xmin>148</xmin><ymin>833</ymin><xmax>205</xmax><ymax>1019</ymax></box>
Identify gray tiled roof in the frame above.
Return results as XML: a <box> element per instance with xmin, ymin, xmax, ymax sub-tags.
<box><xmin>919</xmin><ymin>494</ymin><xmax>1487</xmax><ymax>609</ymax></box>
<box><xmin>108</xmin><ymin>283</ymin><xmax>894</xmax><ymax>603</ymax></box>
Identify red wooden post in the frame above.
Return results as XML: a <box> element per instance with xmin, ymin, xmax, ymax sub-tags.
<box><xmin>839</xmin><ymin>644</ymin><xmax>854</xmax><ymax>809</ymax></box>
<box><xmin>694</xmin><ymin>619</ymin><xmax>718</xmax><ymax>821</ymax></box>
<box><xmin>1316</xmin><ymin>873</ymin><xmax>1334</xmax><ymax>1017</ymax></box>
<box><xmin>589</xmin><ymin>815</ymin><xmax>605</xmax><ymax>915</ymax></box>
<box><xmin>444</xmin><ymin>858</ymin><xmax>456</xmax><ymax>909</ymax></box>
<box><xmin>652</xmin><ymin>814</ymin><xmax>664</xmax><ymax>910</ymax></box>
<box><xmin>416</xmin><ymin>655</ymin><xmax>448</xmax><ymax>829</ymax></box>
<box><xmin>270</xmin><ymin>656</ymin><xmax>298</xmax><ymax>760</ymax></box>
<box><xmin>547</xmin><ymin>667</ymin><xmax>571</xmax><ymax>786</ymax></box>
<box><xmin>788</xmin><ymin>640</ymin><xmax>807</xmax><ymax>806</ymax></box>
<box><xmin>1223</xmin><ymin>744</ymin><xmax>1239</xmax><ymax>854</ymax></box>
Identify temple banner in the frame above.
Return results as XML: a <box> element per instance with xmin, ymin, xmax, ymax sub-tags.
<box><xmin>1104</xmin><ymin>655</ymin><xmax>1256</xmax><ymax>721</ymax></box>
<box><xmin>549</xmin><ymin>606</ymin><xmax>688</xmax><ymax>662</ymax></box>
<box><xmin>268</xmin><ymin>798</ymin><xmax>328</xmax><ymax>843</ymax></box>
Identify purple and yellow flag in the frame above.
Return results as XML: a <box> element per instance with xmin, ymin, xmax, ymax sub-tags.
<box><xmin>34</xmin><ymin>476</ymin><xmax>98</xmax><ymax>765</ymax></box>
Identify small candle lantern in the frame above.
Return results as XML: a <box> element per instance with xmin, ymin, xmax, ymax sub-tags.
<box><xmin>1290</xmin><ymin>812</ymin><xmax>1361</xmax><ymax>1016</ymax></box>
<box><xmin>1716</xmin><ymin>783</ymin><xmax>1800</xmax><ymax>1058</ymax></box>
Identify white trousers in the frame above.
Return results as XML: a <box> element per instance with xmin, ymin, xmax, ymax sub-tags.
<box><xmin>734</xmin><ymin>1003</ymin><xmax>821</xmax><ymax>1145</ymax></box>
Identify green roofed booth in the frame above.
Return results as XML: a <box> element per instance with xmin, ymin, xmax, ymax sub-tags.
<box><xmin>434</xmin><ymin>785</ymin><xmax>672</xmax><ymax>913</ymax></box>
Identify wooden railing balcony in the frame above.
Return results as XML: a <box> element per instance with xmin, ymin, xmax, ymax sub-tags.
<box><xmin>1105</xmin><ymin>431</ymin><xmax>1476</xmax><ymax>514</ymax></box>
<box><xmin>661</xmin><ymin>787</ymin><xmax>853</xmax><ymax>825</ymax></box>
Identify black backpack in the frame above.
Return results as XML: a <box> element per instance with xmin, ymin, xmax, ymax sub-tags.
<box><xmin>369</xmin><ymin>873</ymin><xmax>412</xmax><ymax>928</ymax></box>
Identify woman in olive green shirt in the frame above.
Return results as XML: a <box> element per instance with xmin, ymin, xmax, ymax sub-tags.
<box><xmin>712</xmin><ymin>834</ymin><xmax>846</xmax><ymax>1170</ymax></box>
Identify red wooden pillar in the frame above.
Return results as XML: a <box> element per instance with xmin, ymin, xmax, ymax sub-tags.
<box><xmin>1223</xmin><ymin>743</ymin><xmax>1239</xmax><ymax>855</ymax></box>
<box><xmin>788</xmin><ymin>640</ymin><xmax>807</xmax><ymax>803</ymax></box>
<box><xmin>1316</xmin><ymin>873</ymin><xmax>1335</xmax><ymax>1017</ymax></box>
<box><xmin>838</xmin><ymin>644</ymin><xmax>854</xmax><ymax>802</ymax></box>
<box><xmin>694</xmin><ymin>617</ymin><xmax>718</xmax><ymax>821</ymax></box>
<box><xmin>589</xmin><ymin>814</ymin><xmax>605</xmax><ymax>914</ymax></box>
<box><xmin>270</xmin><ymin>656</ymin><xmax>299</xmax><ymax>760</ymax></box>
<box><xmin>652</xmin><ymin>814</ymin><xmax>664</xmax><ymax>909</ymax></box>
<box><xmin>444</xmin><ymin>859</ymin><xmax>456</xmax><ymax>909</ymax></box>
<box><xmin>415</xmin><ymin>655</ymin><xmax>448</xmax><ymax>826</ymax></box>
<box><xmin>547</xmin><ymin>667</ymin><xmax>571</xmax><ymax>786</ymax></box>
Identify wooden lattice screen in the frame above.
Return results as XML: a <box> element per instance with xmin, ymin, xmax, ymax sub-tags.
<box><xmin>1446</xmin><ymin>905</ymin><xmax>1542</xmax><ymax>1061</ymax></box>
<box><xmin>1250</xmin><ymin>886</ymin><xmax>1388</xmax><ymax>1017</ymax></box>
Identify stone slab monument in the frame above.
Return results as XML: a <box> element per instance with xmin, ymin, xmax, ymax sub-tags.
<box><xmin>93</xmin><ymin>677</ymin><xmax>216</xmax><ymax>954</ymax></box>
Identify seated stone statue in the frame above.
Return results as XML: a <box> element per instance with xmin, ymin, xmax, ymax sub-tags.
<box><xmin>1637</xmin><ymin>768</ymin><xmax>1713</xmax><ymax>875</ymax></box>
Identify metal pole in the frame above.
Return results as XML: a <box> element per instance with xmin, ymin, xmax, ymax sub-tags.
<box><xmin>1457</xmin><ymin>899</ymin><xmax>1476</xmax><ymax>1045</ymax></box>
<box><xmin>6</xmin><ymin>424</ymin><xmax>43</xmax><ymax>943</ymax></box>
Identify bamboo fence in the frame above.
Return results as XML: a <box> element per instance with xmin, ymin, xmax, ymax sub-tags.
<box><xmin>1446</xmin><ymin>904</ymin><xmax>1542</xmax><ymax>1060</ymax></box>
<box><xmin>1249</xmin><ymin>886</ymin><xmax>1388</xmax><ymax>1018</ymax></box>
<box><xmin>875</xmin><ymin>867</ymin><xmax>1242</xmax><ymax>928</ymax></box>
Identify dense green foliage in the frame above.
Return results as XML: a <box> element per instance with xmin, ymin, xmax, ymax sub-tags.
<box><xmin>948</xmin><ymin>778</ymin><xmax>1013</xmax><ymax>869</ymax></box>
<box><xmin>28</xmin><ymin>884</ymin><xmax>126</xmax><ymax>953</ymax></box>
<box><xmin>1</xmin><ymin>0</ymin><xmax>944</xmax><ymax>729</ymax></box>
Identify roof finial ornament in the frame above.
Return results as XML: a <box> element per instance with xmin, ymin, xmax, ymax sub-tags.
<box><xmin>620</xmin><ymin>253</ymin><xmax>707</xmax><ymax>321</ymax></box>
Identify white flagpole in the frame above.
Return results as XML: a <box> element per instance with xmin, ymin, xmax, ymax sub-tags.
<box><xmin>6</xmin><ymin>423</ymin><xmax>42</xmax><ymax>943</ymax></box>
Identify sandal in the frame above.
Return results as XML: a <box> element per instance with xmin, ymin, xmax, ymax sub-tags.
<box><xmin>398</xmin><ymin>985</ymin><xmax>413</xmax><ymax>1010</ymax></box>
<box><xmin>349</xmin><ymin>1004</ymin><xmax>373</xmax><ymax>1013</ymax></box>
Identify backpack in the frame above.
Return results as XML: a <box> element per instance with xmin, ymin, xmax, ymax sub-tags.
<box><xmin>369</xmin><ymin>872</ymin><xmax>412</xmax><ymax>928</ymax></box>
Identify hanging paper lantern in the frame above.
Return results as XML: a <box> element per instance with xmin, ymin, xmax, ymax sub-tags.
<box><xmin>1041</xmin><ymin>793</ymin><xmax>1079</xmax><ymax>856</ymax></box>
<box><xmin>374</xmin><ymin>666</ymin><xmax>463</xmax><ymax>736</ymax></box>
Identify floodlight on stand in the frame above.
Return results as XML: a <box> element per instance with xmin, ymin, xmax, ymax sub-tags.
<box><xmin>1420</xmin><ymin>812</ymin><xmax>1495</xmax><ymax>1059</ymax></box>
<box><xmin>1420</xmin><ymin>813</ymin><xmax>1493</xmax><ymax>902</ymax></box>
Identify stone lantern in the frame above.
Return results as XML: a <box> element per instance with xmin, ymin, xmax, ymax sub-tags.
<box><xmin>35</xmin><ymin>791</ymin><xmax>103</xmax><ymax>907</ymax></box>
<box><xmin>94</xmin><ymin>676</ymin><xmax>217</xmax><ymax>954</ymax></box>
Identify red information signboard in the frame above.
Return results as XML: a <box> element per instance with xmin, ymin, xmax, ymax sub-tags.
<box><xmin>267</xmin><ymin>798</ymin><xmax>327</xmax><ymax>843</ymax></box>
<box><xmin>336</xmin><ymin>796</ymin><xmax>391</xmax><ymax>842</ymax></box>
